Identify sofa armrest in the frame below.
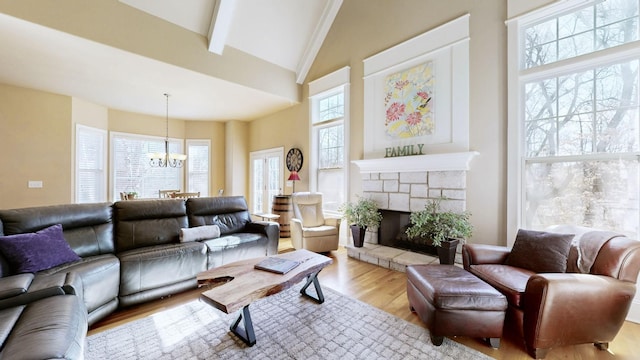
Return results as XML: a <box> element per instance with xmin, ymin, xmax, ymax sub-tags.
<box><xmin>245</xmin><ymin>221</ymin><xmax>280</xmax><ymax>255</ymax></box>
<box><xmin>0</xmin><ymin>274</ymin><xmax>34</xmax><ymax>300</ymax></box>
<box><xmin>0</xmin><ymin>272</ymin><xmax>85</xmax><ymax>311</ymax></box>
<box><xmin>61</xmin><ymin>272</ymin><xmax>84</xmax><ymax>298</ymax></box>
<box><xmin>462</xmin><ymin>244</ymin><xmax>511</xmax><ymax>270</ymax></box>
<box><xmin>523</xmin><ymin>273</ymin><xmax>636</xmax><ymax>350</ymax></box>
<box><xmin>0</xmin><ymin>287</ymin><xmax>66</xmax><ymax>310</ymax></box>
<box><xmin>324</xmin><ymin>217</ymin><xmax>341</xmax><ymax>228</ymax></box>
<box><xmin>290</xmin><ymin>218</ymin><xmax>303</xmax><ymax>250</ymax></box>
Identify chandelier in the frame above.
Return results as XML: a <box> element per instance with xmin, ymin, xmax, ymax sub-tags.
<box><xmin>148</xmin><ymin>93</ymin><xmax>187</xmax><ymax>168</ymax></box>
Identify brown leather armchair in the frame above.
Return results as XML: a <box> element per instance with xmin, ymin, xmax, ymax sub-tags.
<box><xmin>463</xmin><ymin>229</ymin><xmax>640</xmax><ymax>359</ymax></box>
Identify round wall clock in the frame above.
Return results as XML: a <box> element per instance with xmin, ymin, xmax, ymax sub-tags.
<box><xmin>286</xmin><ymin>148</ymin><xmax>303</xmax><ymax>172</ymax></box>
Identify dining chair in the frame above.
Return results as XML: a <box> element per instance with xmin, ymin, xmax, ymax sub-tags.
<box><xmin>173</xmin><ymin>192</ymin><xmax>200</xmax><ymax>199</ymax></box>
<box><xmin>159</xmin><ymin>189</ymin><xmax>180</xmax><ymax>198</ymax></box>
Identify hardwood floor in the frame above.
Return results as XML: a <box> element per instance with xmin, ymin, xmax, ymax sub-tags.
<box><xmin>89</xmin><ymin>241</ymin><xmax>640</xmax><ymax>359</ymax></box>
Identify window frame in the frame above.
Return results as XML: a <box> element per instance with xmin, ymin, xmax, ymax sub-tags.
<box><xmin>109</xmin><ymin>131</ymin><xmax>184</xmax><ymax>201</ymax></box>
<box><xmin>75</xmin><ymin>124</ymin><xmax>107</xmax><ymax>203</ymax></box>
<box><xmin>507</xmin><ymin>0</ymin><xmax>640</xmax><ymax>246</ymax></box>
<box><xmin>309</xmin><ymin>67</ymin><xmax>350</xmax><ymax>216</ymax></box>
<box><xmin>186</xmin><ymin>139</ymin><xmax>211</xmax><ymax>197</ymax></box>
<box><xmin>249</xmin><ymin>147</ymin><xmax>285</xmax><ymax>214</ymax></box>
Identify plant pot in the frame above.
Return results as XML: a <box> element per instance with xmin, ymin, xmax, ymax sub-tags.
<box><xmin>436</xmin><ymin>238</ymin><xmax>460</xmax><ymax>265</ymax></box>
<box><xmin>350</xmin><ymin>225</ymin><xmax>366</xmax><ymax>248</ymax></box>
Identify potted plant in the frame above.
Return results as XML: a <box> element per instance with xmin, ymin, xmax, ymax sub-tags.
<box><xmin>126</xmin><ymin>191</ymin><xmax>138</xmax><ymax>200</ymax></box>
<box><xmin>405</xmin><ymin>198</ymin><xmax>473</xmax><ymax>264</ymax></box>
<box><xmin>339</xmin><ymin>196</ymin><xmax>383</xmax><ymax>247</ymax></box>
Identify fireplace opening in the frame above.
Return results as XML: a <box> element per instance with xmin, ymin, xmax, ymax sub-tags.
<box><xmin>378</xmin><ymin>209</ymin><xmax>439</xmax><ymax>256</ymax></box>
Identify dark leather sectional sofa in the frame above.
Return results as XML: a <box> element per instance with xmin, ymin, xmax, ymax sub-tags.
<box><xmin>0</xmin><ymin>196</ymin><xmax>279</xmax><ymax>359</ymax></box>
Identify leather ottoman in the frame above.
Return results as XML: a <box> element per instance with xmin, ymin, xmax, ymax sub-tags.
<box><xmin>406</xmin><ymin>264</ymin><xmax>507</xmax><ymax>348</ymax></box>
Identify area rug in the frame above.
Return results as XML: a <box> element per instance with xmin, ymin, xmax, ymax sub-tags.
<box><xmin>86</xmin><ymin>286</ymin><xmax>492</xmax><ymax>360</ymax></box>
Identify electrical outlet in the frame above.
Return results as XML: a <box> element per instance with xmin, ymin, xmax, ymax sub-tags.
<box><xmin>28</xmin><ymin>180</ymin><xmax>43</xmax><ymax>188</ymax></box>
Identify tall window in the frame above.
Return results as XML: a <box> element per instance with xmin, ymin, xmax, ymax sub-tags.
<box><xmin>309</xmin><ymin>67</ymin><xmax>350</xmax><ymax>213</ymax></box>
<box><xmin>75</xmin><ymin>125</ymin><xmax>107</xmax><ymax>203</ymax></box>
<box><xmin>111</xmin><ymin>132</ymin><xmax>183</xmax><ymax>200</ymax></box>
<box><xmin>187</xmin><ymin>140</ymin><xmax>210</xmax><ymax>196</ymax></box>
<box><xmin>315</xmin><ymin>93</ymin><xmax>345</xmax><ymax>212</ymax></box>
<box><xmin>508</xmin><ymin>0</ymin><xmax>640</xmax><ymax>240</ymax></box>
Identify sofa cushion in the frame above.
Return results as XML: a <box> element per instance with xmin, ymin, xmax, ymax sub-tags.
<box><xmin>301</xmin><ymin>225</ymin><xmax>339</xmax><ymax>238</ymax></box>
<box><xmin>0</xmin><ymin>306</ymin><xmax>24</xmax><ymax>348</ymax></box>
<box><xmin>505</xmin><ymin>229</ymin><xmax>574</xmax><ymax>273</ymax></box>
<box><xmin>0</xmin><ymin>295</ymin><xmax>87</xmax><ymax>360</ymax></box>
<box><xmin>180</xmin><ymin>225</ymin><xmax>220</xmax><ymax>242</ymax></box>
<box><xmin>114</xmin><ymin>199</ymin><xmax>188</xmax><ymax>252</ymax></box>
<box><xmin>186</xmin><ymin>196</ymin><xmax>251</xmax><ymax>235</ymax></box>
<box><xmin>204</xmin><ymin>233</ymin><xmax>270</xmax><ymax>268</ymax></box>
<box><xmin>0</xmin><ymin>202</ymin><xmax>114</xmax><ymax>257</ymax></box>
<box><xmin>117</xmin><ymin>242</ymin><xmax>207</xmax><ymax>298</ymax></box>
<box><xmin>0</xmin><ymin>224</ymin><xmax>80</xmax><ymax>274</ymax></box>
<box><xmin>39</xmin><ymin>254</ymin><xmax>120</xmax><ymax>319</ymax></box>
<box><xmin>468</xmin><ymin>264</ymin><xmax>535</xmax><ymax>308</ymax></box>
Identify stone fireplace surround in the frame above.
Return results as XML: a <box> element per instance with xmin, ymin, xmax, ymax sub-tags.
<box><xmin>347</xmin><ymin>151</ymin><xmax>478</xmax><ymax>271</ymax></box>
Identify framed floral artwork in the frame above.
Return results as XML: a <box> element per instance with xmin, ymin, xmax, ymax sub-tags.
<box><xmin>363</xmin><ymin>14</ymin><xmax>470</xmax><ymax>159</ymax></box>
<box><xmin>384</xmin><ymin>61</ymin><xmax>435</xmax><ymax>140</ymax></box>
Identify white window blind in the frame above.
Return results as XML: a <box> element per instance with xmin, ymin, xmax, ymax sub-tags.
<box><xmin>75</xmin><ymin>125</ymin><xmax>107</xmax><ymax>203</ymax></box>
<box><xmin>187</xmin><ymin>140</ymin><xmax>210</xmax><ymax>196</ymax></box>
<box><xmin>111</xmin><ymin>132</ymin><xmax>183</xmax><ymax>200</ymax></box>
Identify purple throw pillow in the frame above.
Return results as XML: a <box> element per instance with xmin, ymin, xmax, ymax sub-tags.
<box><xmin>0</xmin><ymin>224</ymin><xmax>81</xmax><ymax>274</ymax></box>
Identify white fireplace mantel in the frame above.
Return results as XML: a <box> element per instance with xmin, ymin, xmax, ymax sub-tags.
<box><xmin>352</xmin><ymin>151</ymin><xmax>479</xmax><ymax>173</ymax></box>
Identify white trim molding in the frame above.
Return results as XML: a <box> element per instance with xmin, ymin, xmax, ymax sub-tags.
<box><xmin>297</xmin><ymin>0</ymin><xmax>343</xmax><ymax>84</ymax></box>
<box><xmin>362</xmin><ymin>14</ymin><xmax>470</xmax><ymax>158</ymax></box>
<box><xmin>352</xmin><ymin>151</ymin><xmax>478</xmax><ymax>174</ymax></box>
<box><xmin>208</xmin><ymin>0</ymin><xmax>236</xmax><ymax>55</ymax></box>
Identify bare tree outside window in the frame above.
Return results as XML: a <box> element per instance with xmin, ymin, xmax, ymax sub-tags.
<box><xmin>112</xmin><ymin>135</ymin><xmax>182</xmax><ymax>200</ymax></box>
<box><xmin>522</xmin><ymin>0</ymin><xmax>640</xmax><ymax>236</ymax></box>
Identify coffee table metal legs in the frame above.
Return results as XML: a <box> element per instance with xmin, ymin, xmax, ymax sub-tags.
<box><xmin>230</xmin><ymin>305</ymin><xmax>256</xmax><ymax>347</ymax></box>
<box><xmin>229</xmin><ymin>271</ymin><xmax>326</xmax><ymax>347</ymax></box>
<box><xmin>300</xmin><ymin>271</ymin><xmax>325</xmax><ymax>304</ymax></box>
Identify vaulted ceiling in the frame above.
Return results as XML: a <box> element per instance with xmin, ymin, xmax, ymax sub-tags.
<box><xmin>0</xmin><ymin>0</ymin><xmax>342</xmax><ymax>120</ymax></box>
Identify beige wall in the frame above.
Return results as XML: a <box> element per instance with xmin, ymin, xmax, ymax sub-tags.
<box><xmin>248</xmin><ymin>103</ymin><xmax>309</xmax><ymax>195</ymax></box>
<box><xmin>249</xmin><ymin>0</ymin><xmax>509</xmax><ymax>246</ymax></box>
<box><xmin>508</xmin><ymin>0</ymin><xmax>556</xmax><ymax>18</ymax></box>
<box><xmin>224</xmin><ymin>120</ymin><xmax>249</xmax><ymax>196</ymax></box>
<box><xmin>109</xmin><ymin>109</ymin><xmax>185</xmax><ymax>139</ymax></box>
<box><xmin>0</xmin><ymin>83</ymin><xmax>224</xmax><ymax>208</ymax></box>
<box><xmin>0</xmin><ymin>84</ymin><xmax>72</xmax><ymax>208</ymax></box>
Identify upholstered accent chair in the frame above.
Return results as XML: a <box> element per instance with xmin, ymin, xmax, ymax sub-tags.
<box><xmin>290</xmin><ymin>192</ymin><xmax>341</xmax><ymax>253</ymax></box>
<box><xmin>463</xmin><ymin>226</ymin><xmax>640</xmax><ymax>359</ymax></box>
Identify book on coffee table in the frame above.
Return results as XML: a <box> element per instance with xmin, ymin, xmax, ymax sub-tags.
<box><xmin>254</xmin><ymin>256</ymin><xmax>301</xmax><ymax>274</ymax></box>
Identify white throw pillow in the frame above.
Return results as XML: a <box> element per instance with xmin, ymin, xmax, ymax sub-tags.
<box><xmin>180</xmin><ymin>225</ymin><xmax>221</xmax><ymax>242</ymax></box>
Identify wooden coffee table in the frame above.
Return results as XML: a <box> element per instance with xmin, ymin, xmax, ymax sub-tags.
<box><xmin>197</xmin><ymin>249</ymin><xmax>333</xmax><ymax>346</ymax></box>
